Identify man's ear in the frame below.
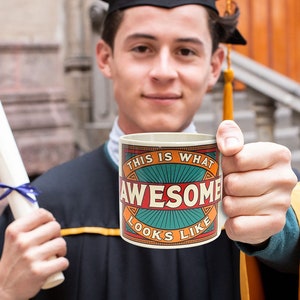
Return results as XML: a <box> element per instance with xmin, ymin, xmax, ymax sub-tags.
<box><xmin>207</xmin><ymin>47</ymin><xmax>225</xmax><ymax>91</ymax></box>
<box><xmin>96</xmin><ymin>39</ymin><xmax>113</xmax><ymax>78</ymax></box>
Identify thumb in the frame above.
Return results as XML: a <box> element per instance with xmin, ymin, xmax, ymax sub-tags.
<box><xmin>216</xmin><ymin>120</ymin><xmax>244</xmax><ymax>156</ymax></box>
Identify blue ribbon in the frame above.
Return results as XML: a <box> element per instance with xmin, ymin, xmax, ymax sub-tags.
<box><xmin>0</xmin><ymin>183</ymin><xmax>39</xmax><ymax>204</ymax></box>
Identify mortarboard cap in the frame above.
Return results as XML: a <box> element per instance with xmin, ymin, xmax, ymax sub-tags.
<box><xmin>102</xmin><ymin>0</ymin><xmax>246</xmax><ymax>45</ymax></box>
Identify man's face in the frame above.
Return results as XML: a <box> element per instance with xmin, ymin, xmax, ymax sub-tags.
<box><xmin>97</xmin><ymin>5</ymin><xmax>224</xmax><ymax>134</ymax></box>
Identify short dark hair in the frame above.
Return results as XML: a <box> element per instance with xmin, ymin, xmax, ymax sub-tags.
<box><xmin>101</xmin><ymin>5</ymin><xmax>240</xmax><ymax>53</ymax></box>
<box><xmin>101</xmin><ymin>9</ymin><xmax>124</xmax><ymax>51</ymax></box>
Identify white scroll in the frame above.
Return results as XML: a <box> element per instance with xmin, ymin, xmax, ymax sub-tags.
<box><xmin>0</xmin><ymin>101</ymin><xmax>64</xmax><ymax>289</ymax></box>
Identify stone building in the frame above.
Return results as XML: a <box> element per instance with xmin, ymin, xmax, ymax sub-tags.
<box><xmin>0</xmin><ymin>0</ymin><xmax>100</xmax><ymax>177</ymax></box>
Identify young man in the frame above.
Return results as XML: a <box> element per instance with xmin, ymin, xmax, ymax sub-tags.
<box><xmin>0</xmin><ymin>1</ymin><xmax>299</xmax><ymax>299</ymax></box>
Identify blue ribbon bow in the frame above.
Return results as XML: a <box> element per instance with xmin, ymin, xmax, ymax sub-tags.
<box><xmin>0</xmin><ymin>183</ymin><xmax>39</xmax><ymax>203</ymax></box>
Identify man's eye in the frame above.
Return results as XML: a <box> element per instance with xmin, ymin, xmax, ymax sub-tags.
<box><xmin>132</xmin><ymin>46</ymin><xmax>149</xmax><ymax>53</ymax></box>
<box><xmin>178</xmin><ymin>48</ymin><xmax>195</xmax><ymax>56</ymax></box>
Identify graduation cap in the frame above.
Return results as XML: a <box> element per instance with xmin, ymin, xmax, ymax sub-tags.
<box><xmin>102</xmin><ymin>0</ymin><xmax>246</xmax><ymax>45</ymax></box>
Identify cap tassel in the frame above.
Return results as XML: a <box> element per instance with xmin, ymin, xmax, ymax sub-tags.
<box><xmin>223</xmin><ymin>63</ymin><xmax>234</xmax><ymax>120</ymax></box>
<box><xmin>222</xmin><ymin>0</ymin><xmax>234</xmax><ymax>121</ymax></box>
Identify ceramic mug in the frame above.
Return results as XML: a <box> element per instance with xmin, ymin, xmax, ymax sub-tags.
<box><xmin>119</xmin><ymin>132</ymin><xmax>225</xmax><ymax>249</ymax></box>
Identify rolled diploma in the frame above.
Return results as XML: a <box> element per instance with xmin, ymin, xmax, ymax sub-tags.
<box><xmin>0</xmin><ymin>101</ymin><xmax>64</xmax><ymax>289</ymax></box>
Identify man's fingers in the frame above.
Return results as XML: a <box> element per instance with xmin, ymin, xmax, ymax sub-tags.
<box><xmin>7</xmin><ymin>208</ymin><xmax>55</xmax><ymax>233</ymax></box>
<box><xmin>222</xmin><ymin>142</ymin><xmax>294</xmax><ymax>175</ymax></box>
<box><xmin>216</xmin><ymin>120</ymin><xmax>244</xmax><ymax>157</ymax></box>
<box><xmin>224</xmin><ymin>215</ymin><xmax>286</xmax><ymax>245</ymax></box>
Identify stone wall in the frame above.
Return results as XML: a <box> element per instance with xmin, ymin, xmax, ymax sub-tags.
<box><xmin>0</xmin><ymin>1</ymin><xmax>76</xmax><ymax>176</ymax></box>
<box><xmin>0</xmin><ymin>43</ymin><xmax>75</xmax><ymax>176</ymax></box>
<box><xmin>0</xmin><ymin>0</ymin><xmax>64</xmax><ymax>43</ymax></box>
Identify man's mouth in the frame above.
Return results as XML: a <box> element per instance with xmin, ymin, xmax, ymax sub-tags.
<box><xmin>143</xmin><ymin>93</ymin><xmax>182</xmax><ymax>101</ymax></box>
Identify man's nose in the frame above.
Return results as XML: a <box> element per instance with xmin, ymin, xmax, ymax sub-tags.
<box><xmin>149</xmin><ymin>49</ymin><xmax>178</xmax><ymax>82</ymax></box>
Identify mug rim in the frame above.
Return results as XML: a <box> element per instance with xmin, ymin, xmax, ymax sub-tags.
<box><xmin>120</xmin><ymin>132</ymin><xmax>216</xmax><ymax>146</ymax></box>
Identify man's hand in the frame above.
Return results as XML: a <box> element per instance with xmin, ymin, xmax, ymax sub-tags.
<box><xmin>217</xmin><ymin>120</ymin><xmax>297</xmax><ymax>245</ymax></box>
<box><xmin>0</xmin><ymin>208</ymin><xmax>69</xmax><ymax>300</ymax></box>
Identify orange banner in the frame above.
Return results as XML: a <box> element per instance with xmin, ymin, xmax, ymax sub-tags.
<box><xmin>123</xmin><ymin>150</ymin><xmax>219</xmax><ymax>178</ymax></box>
<box><xmin>123</xmin><ymin>205</ymin><xmax>217</xmax><ymax>244</ymax></box>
